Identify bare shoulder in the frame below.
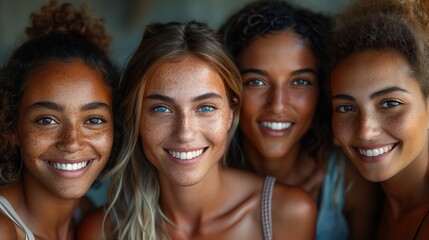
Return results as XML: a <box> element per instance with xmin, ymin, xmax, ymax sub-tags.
<box><xmin>271</xmin><ymin>182</ymin><xmax>317</xmax><ymax>240</ymax></box>
<box><xmin>0</xmin><ymin>213</ymin><xmax>18</xmax><ymax>239</ymax></box>
<box><xmin>77</xmin><ymin>207</ymin><xmax>112</xmax><ymax>240</ymax></box>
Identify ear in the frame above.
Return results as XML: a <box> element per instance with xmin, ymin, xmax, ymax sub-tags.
<box><xmin>227</xmin><ymin>97</ymin><xmax>239</xmax><ymax>131</ymax></box>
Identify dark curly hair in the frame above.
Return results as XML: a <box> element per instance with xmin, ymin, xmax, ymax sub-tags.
<box><xmin>26</xmin><ymin>0</ymin><xmax>111</xmax><ymax>54</ymax></box>
<box><xmin>219</xmin><ymin>0</ymin><xmax>333</xmax><ymax>167</ymax></box>
<box><xmin>0</xmin><ymin>0</ymin><xmax>120</xmax><ymax>186</ymax></box>
<box><xmin>329</xmin><ymin>0</ymin><xmax>429</xmax><ymax>97</ymax></box>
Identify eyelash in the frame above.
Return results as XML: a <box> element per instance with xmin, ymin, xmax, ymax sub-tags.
<box><xmin>380</xmin><ymin>100</ymin><xmax>401</xmax><ymax>109</ymax></box>
<box><xmin>245</xmin><ymin>78</ymin><xmax>266</xmax><ymax>87</ymax></box>
<box><xmin>36</xmin><ymin>117</ymin><xmax>58</xmax><ymax>125</ymax></box>
<box><xmin>335</xmin><ymin>105</ymin><xmax>355</xmax><ymax>113</ymax></box>
<box><xmin>292</xmin><ymin>78</ymin><xmax>311</xmax><ymax>86</ymax></box>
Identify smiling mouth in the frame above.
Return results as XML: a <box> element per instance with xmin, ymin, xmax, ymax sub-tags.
<box><xmin>260</xmin><ymin>121</ymin><xmax>292</xmax><ymax>130</ymax></box>
<box><xmin>167</xmin><ymin>148</ymin><xmax>206</xmax><ymax>160</ymax></box>
<box><xmin>357</xmin><ymin>144</ymin><xmax>396</xmax><ymax>157</ymax></box>
<box><xmin>48</xmin><ymin>160</ymin><xmax>90</xmax><ymax>171</ymax></box>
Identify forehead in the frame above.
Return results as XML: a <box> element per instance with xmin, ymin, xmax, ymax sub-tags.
<box><xmin>144</xmin><ymin>55</ymin><xmax>226</xmax><ymax>95</ymax></box>
<box><xmin>22</xmin><ymin>60</ymin><xmax>111</xmax><ymax>102</ymax></box>
<box><xmin>239</xmin><ymin>30</ymin><xmax>317</xmax><ymax>68</ymax></box>
<box><xmin>331</xmin><ymin>49</ymin><xmax>423</xmax><ymax>96</ymax></box>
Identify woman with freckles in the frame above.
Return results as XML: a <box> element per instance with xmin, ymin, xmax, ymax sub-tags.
<box><xmin>330</xmin><ymin>0</ymin><xmax>429</xmax><ymax>239</ymax></box>
<box><xmin>80</xmin><ymin>21</ymin><xmax>316</xmax><ymax>240</ymax></box>
<box><xmin>0</xmin><ymin>1</ymin><xmax>119</xmax><ymax>239</ymax></box>
<box><xmin>219</xmin><ymin>1</ymin><xmax>382</xmax><ymax>239</ymax></box>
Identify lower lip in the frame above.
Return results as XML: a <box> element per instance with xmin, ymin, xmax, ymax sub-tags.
<box><xmin>258</xmin><ymin>124</ymin><xmax>292</xmax><ymax>137</ymax></box>
<box><xmin>46</xmin><ymin>160</ymin><xmax>94</xmax><ymax>179</ymax></box>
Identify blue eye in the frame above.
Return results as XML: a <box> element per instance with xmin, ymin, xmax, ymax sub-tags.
<box><xmin>198</xmin><ymin>105</ymin><xmax>215</xmax><ymax>112</ymax></box>
<box><xmin>336</xmin><ymin>105</ymin><xmax>355</xmax><ymax>113</ymax></box>
<box><xmin>85</xmin><ymin>118</ymin><xmax>106</xmax><ymax>124</ymax></box>
<box><xmin>36</xmin><ymin>118</ymin><xmax>58</xmax><ymax>125</ymax></box>
<box><xmin>381</xmin><ymin>100</ymin><xmax>401</xmax><ymax>109</ymax></box>
<box><xmin>292</xmin><ymin>78</ymin><xmax>311</xmax><ymax>86</ymax></box>
<box><xmin>153</xmin><ymin>106</ymin><xmax>170</xmax><ymax>113</ymax></box>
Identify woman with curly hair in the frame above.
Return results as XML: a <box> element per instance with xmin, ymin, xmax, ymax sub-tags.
<box><xmin>79</xmin><ymin>20</ymin><xmax>316</xmax><ymax>240</ymax></box>
<box><xmin>330</xmin><ymin>0</ymin><xmax>429</xmax><ymax>239</ymax></box>
<box><xmin>219</xmin><ymin>1</ymin><xmax>382</xmax><ymax>239</ymax></box>
<box><xmin>0</xmin><ymin>1</ymin><xmax>119</xmax><ymax>239</ymax></box>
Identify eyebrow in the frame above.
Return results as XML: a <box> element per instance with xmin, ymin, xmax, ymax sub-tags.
<box><xmin>80</xmin><ymin>102</ymin><xmax>111</xmax><ymax>111</ymax></box>
<box><xmin>146</xmin><ymin>92</ymin><xmax>223</xmax><ymax>103</ymax></box>
<box><xmin>29</xmin><ymin>101</ymin><xmax>64</xmax><ymax>111</ymax></box>
<box><xmin>240</xmin><ymin>67</ymin><xmax>317</xmax><ymax>75</ymax></box>
<box><xmin>28</xmin><ymin>101</ymin><xmax>111</xmax><ymax>111</ymax></box>
<box><xmin>369</xmin><ymin>87</ymin><xmax>409</xmax><ymax>98</ymax></box>
<box><xmin>332</xmin><ymin>87</ymin><xmax>410</xmax><ymax>101</ymax></box>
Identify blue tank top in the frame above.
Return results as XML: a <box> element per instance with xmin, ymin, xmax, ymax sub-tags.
<box><xmin>316</xmin><ymin>150</ymin><xmax>349</xmax><ymax>240</ymax></box>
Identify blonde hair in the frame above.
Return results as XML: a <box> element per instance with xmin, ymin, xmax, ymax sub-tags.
<box><xmin>103</xmin><ymin>21</ymin><xmax>241</xmax><ymax>239</ymax></box>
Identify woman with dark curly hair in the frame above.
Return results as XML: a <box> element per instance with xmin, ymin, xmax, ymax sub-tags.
<box><xmin>220</xmin><ymin>1</ymin><xmax>382</xmax><ymax>239</ymax></box>
<box><xmin>330</xmin><ymin>0</ymin><xmax>429</xmax><ymax>239</ymax></box>
<box><xmin>0</xmin><ymin>1</ymin><xmax>119</xmax><ymax>239</ymax></box>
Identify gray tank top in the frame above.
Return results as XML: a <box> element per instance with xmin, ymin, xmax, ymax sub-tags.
<box><xmin>261</xmin><ymin>176</ymin><xmax>275</xmax><ymax>240</ymax></box>
<box><xmin>0</xmin><ymin>196</ymin><xmax>35</xmax><ymax>240</ymax></box>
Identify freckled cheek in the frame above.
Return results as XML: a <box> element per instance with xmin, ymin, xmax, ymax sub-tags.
<box><xmin>87</xmin><ymin>129</ymin><xmax>114</xmax><ymax>157</ymax></box>
<box><xmin>202</xmin><ymin>114</ymin><xmax>231</xmax><ymax>143</ymax></box>
<box><xmin>18</xmin><ymin>127</ymin><xmax>57</xmax><ymax>159</ymax></box>
<box><xmin>139</xmin><ymin>117</ymin><xmax>167</xmax><ymax>149</ymax></box>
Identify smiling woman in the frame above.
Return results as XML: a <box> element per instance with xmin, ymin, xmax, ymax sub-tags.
<box><xmin>329</xmin><ymin>0</ymin><xmax>429</xmax><ymax>239</ymax></box>
<box><xmin>78</xmin><ymin>21</ymin><xmax>317</xmax><ymax>240</ymax></box>
<box><xmin>0</xmin><ymin>1</ymin><xmax>119</xmax><ymax>239</ymax></box>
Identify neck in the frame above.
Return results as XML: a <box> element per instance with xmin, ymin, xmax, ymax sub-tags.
<box><xmin>159</xmin><ymin>165</ymin><xmax>229</xmax><ymax>235</ymax></box>
<box><xmin>241</xmin><ymin>138</ymin><xmax>317</xmax><ymax>185</ymax></box>
<box><xmin>13</xmin><ymin>173</ymin><xmax>79</xmax><ymax>240</ymax></box>
<box><xmin>381</xmin><ymin>146</ymin><xmax>429</xmax><ymax>217</ymax></box>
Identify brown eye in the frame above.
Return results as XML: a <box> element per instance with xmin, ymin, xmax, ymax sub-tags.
<box><xmin>37</xmin><ymin>117</ymin><xmax>58</xmax><ymax>125</ymax></box>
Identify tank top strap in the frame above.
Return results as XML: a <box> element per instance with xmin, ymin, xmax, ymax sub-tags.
<box><xmin>0</xmin><ymin>196</ymin><xmax>35</xmax><ymax>240</ymax></box>
<box><xmin>261</xmin><ymin>175</ymin><xmax>276</xmax><ymax>240</ymax></box>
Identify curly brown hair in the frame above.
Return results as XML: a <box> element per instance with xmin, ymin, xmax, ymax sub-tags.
<box><xmin>329</xmin><ymin>0</ymin><xmax>429</xmax><ymax>96</ymax></box>
<box><xmin>25</xmin><ymin>0</ymin><xmax>111</xmax><ymax>54</ymax></box>
<box><xmin>0</xmin><ymin>0</ymin><xmax>119</xmax><ymax>186</ymax></box>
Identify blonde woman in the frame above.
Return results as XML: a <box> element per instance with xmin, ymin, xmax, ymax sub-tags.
<box><xmin>80</xmin><ymin>21</ymin><xmax>316</xmax><ymax>240</ymax></box>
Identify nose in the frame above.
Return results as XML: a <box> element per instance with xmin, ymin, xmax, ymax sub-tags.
<box><xmin>268</xmin><ymin>86</ymin><xmax>289</xmax><ymax>114</ymax></box>
<box><xmin>56</xmin><ymin>122</ymin><xmax>85</xmax><ymax>152</ymax></box>
<box><xmin>173</xmin><ymin>111</ymin><xmax>196</xmax><ymax>142</ymax></box>
<box><xmin>356</xmin><ymin>111</ymin><xmax>382</xmax><ymax>140</ymax></box>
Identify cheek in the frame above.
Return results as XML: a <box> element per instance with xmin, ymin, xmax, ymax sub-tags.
<box><xmin>242</xmin><ymin>90</ymin><xmax>265</xmax><ymax>114</ymax></box>
<box><xmin>89</xmin><ymin>128</ymin><xmax>114</xmax><ymax>156</ymax></box>
<box><xmin>291</xmin><ymin>91</ymin><xmax>318</xmax><ymax>115</ymax></box>
<box><xmin>18</xmin><ymin>126</ymin><xmax>55</xmax><ymax>158</ymax></box>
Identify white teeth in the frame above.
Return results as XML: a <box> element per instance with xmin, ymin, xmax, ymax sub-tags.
<box><xmin>358</xmin><ymin>145</ymin><xmax>393</xmax><ymax>157</ymax></box>
<box><xmin>169</xmin><ymin>149</ymin><xmax>204</xmax><ymax>160</ymax></box>
<box><xmin>260</xmin><ymin>121</ymin><xmax>291</xmax><ymax>130</ymax></box>
<box><xmin>52</xmin><ymin>161</ymin><xmax>89</xmax><ymax>171</ymax></box>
